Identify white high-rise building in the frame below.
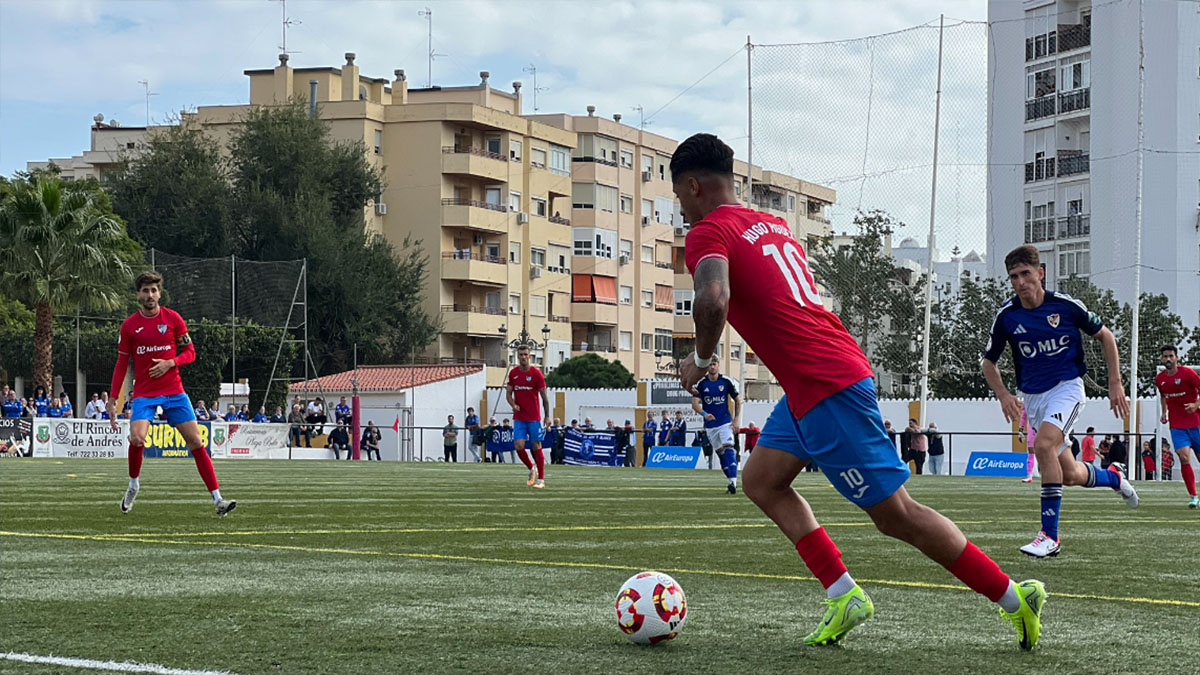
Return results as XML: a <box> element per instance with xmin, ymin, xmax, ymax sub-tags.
<box><xmin>987</xmin><ymin>0</ymin><xmax>1199</xmax><ymax>327</ymax></box>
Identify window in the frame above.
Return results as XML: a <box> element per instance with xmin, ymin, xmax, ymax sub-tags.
<box><xmin>731</xmin><ymin>344</ymin><xmax>741</xmax><ymax>361</ymax></box>
<box><xmin>620</xmin><ymin>194</ymin><xmax>633</xmax><ymax>213</ymax></box>
<box><xmin>655</xmin><ymin>197</ymin><xmax>673</xmax><ymax>224</ymax></box>
<box><xmin>509</xmin><ymin>293</ymin><xmax>521</xmax><ymax>314</ymax></box>
<box><xmin>654</xmin><ymin>284</ymin><xmax>673</xmax><ymax>311</ymax></box>
<box><xmin>674</xmin><ymin>289</ymin><xmax>694</xmax><ymax>316</ymax></box>
<box><xmin>734</xmin><ymin>181</ymin><xmax>742</xmax><ymax>197</ymax></box>
<box><xmin>530</xmin><ymin>295</ymin><xmax>546</xmax><ymax>316</ymax></box>
<box><xmin>658</xmin><ymin>155</ymin><xmax>668</xmax><ymax>180</ymax></box>
<box><xmin>531</xmin><ymin>247</ymin><xmax>546</xmax><ymax>267</ymax></box>
<box><xmin>549</xmin><ymin>243</ymin><xmax>570</xmax><ymax>271</ymax></box>
<box><xmin>509</xmin><ymin>242</ymin><xmax>521</xmax><ymax>264</ymax></box>
<box><xmin>574</xmin><ymin>135</ymin><xmax>618</xmax><ymax>164</ymax></box>
<box><xmin>531</xmin><ymin>147</ymin><xmax>547</xmax><ymax>169</ymax></box>
<box><xmin>641</xmin><ymin>289</ymin><xmax>653</xmax><ymax>308</ymax></box>
<box><xmin>1058</xmin><ymin>242</ymin><xmax>1090</xmax><ymax>277</ymax></box>
<box><xmin>510</xmin><ymin>139</ymin><xmax>522</xmax><ymax>162</ymax></box>
<box><xmin>619</xmin><ymin>285</ymin><xmax>633</xmax><ymax>305</ymax></box>
<box><xmin>532</xmin><ymin>197</ymin><xmax>547</xmax><ymax>217</ymax></box>
<box><xmin>620</xmin><ymin>149</ymin><xmax>634</xmax><ymax>168</ymax></box>
<box><xmin>1026</xmin><ymin>67</ymin><xmax>1056</xmax><ymax>99</ymax></box>
<box><xmin>486</xmin><ymin>135</ymin><xmax>502</xmax><ymax>156</ymax></box>
<box><xmin>485</xmin><ymin>187</ymin><xmax>502</xmax><ymax>207</ymax></box>
<box><xmin>641</xmin><ymin>198</ymin><xmax>654</xmax><ymax>225</ymax></box>
<box><xmin>572</xmin><ymin>182</ymin><xmax>594</xmax><ymax>209</ymax></box>
<box><xmin>619</xmin><ymin>239</ymin><xmax>633</xmax><ymax>260</ymax></box>
<box><xmin>620</xmin><ymin>331</ymin><xmax>632</xmax><ymax>351</ymax></box>
<box><xmin>486</xmin><ymin>240</ymin><xmax>501</xmax><ymax>259</ymax></box>
<box><xmin>485</xmin><ymin>291</ymin><xmax>501</xmax><ymax>312</ymax></box>
<box><xmin>789</xmin><ymin>194</ymin><xmax>796</xmax><ymax>211</ymax></box>
<box><xmin>654</xmin><ymin>329</ymin><xmax>673</xmax><ymax>353</ymax></box>
<box><xmin>641</xmin><ymin>333</ymin><xmax>653</xmax><ymax>351</ymax></box>
<box><xmin>549</xmin><ymin>144</ymin><xmax>570</xmax><ymax>176</ymax></box>
<box><xmin>572</xmin><ymin>227</ymin><xmax>615</xmax><ymax>258</ymax></box>
<box><xmin>641</xmin><ymin>154</ymin><xmax>653</xmax><ymax>174</ymax></box>
<box><xmin>373</xmin><ymin>129</ymin><xmax>382</xmax><ymax>154</ymax></box>
<box><xmin>641</xmin><ymin>244</ymin><xmax>654</xmax><ymax>263</ymax></box>
<box><xmin>509</xmin><ymin>191</ymin><xmax>521</xmax><ymax>212</ymax></box>
<box><xmin>597</xmin><ymin>184</ymin><xmax>618</xmax><ymax>212</ymax></box>
<box><xmin>1060</xmin><ymin>59</ymin><xmax>1090</xmax><ymax>91</ymax></box>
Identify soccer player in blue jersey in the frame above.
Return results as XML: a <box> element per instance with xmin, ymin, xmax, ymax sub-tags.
<box><xmin>982</xmin><ymin>245</ymin><xmax>1138</xmax><ymax>558</ymax></box>
<box><xmin>691</xmin><ymin>358</ymin><xmax>742</xmax><ymax>494</ymax></box>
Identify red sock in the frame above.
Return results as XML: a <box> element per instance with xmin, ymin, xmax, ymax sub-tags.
<box><xmin>1181</xmin><ymin>463</ymin><xmax>1197</xmax><ymax>497</ymax></box>
<box><xmin>533</xmin><ymin>447</ymin><xmax>545</xmax><ymax>479</ymax></box>
<box><xmin>946</xmin><ymin>541</ymin><xmax>1010</xmax><ymax>602</ymax></box>
<box><xmin>515</xmin><ymin>447</ymin><xmax>534</xmax><ymax>470</ymax></box>
<box><xmin>127</xmin><ymin>441</ymin><xmax>143</xmax><ymax>478</ymax></box>
<box><xmin>190</xmin><ymin>446</ymin><xmax>219</xmax><ymax>492</ymax></box>
<box><xmin>795</xmin><ymin>527</ymin><xmax>848</xmax><ymax>589</ymax></box>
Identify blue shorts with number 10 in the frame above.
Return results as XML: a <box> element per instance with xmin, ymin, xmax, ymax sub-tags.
<box><xmin>757</xmin><ymin>377</ymin><xmax>909</xmax><ymax>508</ymax></box>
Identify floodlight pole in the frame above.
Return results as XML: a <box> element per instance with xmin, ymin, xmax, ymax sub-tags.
<box><xmin>918</xmin><ymin>15</ymin><xmax>945</xmax><ymax>430</ymax></box>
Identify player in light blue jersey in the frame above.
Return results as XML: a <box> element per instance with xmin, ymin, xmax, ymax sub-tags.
<box><xmin>691</xmin><ymin>358</ymin><xmax>742</xmax><ymax>494</ymax></box>
<box><xmin>982</xmin><ymin>245</ymin><xmax>1138</xmax><ymax>558</ymax></box>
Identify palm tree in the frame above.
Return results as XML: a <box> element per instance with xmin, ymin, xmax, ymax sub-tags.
<box><xmin>0</xmin><ymin>176</ymin><xmax>136</xmax><ymax>394</ymax></box>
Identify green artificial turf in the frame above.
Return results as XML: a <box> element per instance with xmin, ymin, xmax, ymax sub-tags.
<box><xmin>2</xmin><ymin>460</ymin><xmax>1197</xmax><ymax>674</ymax></box>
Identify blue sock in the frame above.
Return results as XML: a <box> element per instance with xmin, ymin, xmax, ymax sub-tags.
<box><xmin>719</xmin><ymin>447</ymin><xmax>738</xmax><ymax>480</ymax></box>
<box><xmin>1040</xmin><ymin>483</ymin><xmax>1062</xmax><ymax>540</ymax></box>
<box><xmin>1084</xmin><ymin>462</ymin><xmax>1121</xmax><ymax>489</ymax></box>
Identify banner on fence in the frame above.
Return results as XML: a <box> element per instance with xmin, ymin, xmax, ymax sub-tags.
<box><xmin>486</xmin><ymin>426</ymin><xmax>515</xmax><ymax>457</ymax></box>
<box><xmin>221</xmin><ymin>423</ymin><xmax>290</xmax><ymax>459</ymax></box>
<box><xmin>142</xmin><ymin>421</ymin><xmax>216</xmax><ymax>458</ymax></box>
<box><xmin>964</xmin><ymin>451</ymin><xmax>1027</xmax><ymax>477</ymax></box>
<box><xmin>0</xmin><ymin>418</ymin><xmax>32</xmax><ymax>457</ymax></box>
<box><xmin>33</xmin><ymin>418</ymin><xmax>128</xmax><ymax>459</ymax></box>
<box><xmin>563</xmin><ymin>428</ymin><xmax>620</xmax><ymax>466</ymax></box>
<box><xmin>644</xmin><ymin>446</ymin><xmax>703</xmax><ymax>469</ymax></box>
<box><xmin>649</xmin><ymin>380</ymin><xmax>695</xmax><ymax>407</ymax></box>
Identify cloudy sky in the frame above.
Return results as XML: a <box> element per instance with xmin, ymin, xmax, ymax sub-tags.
<box><xmin>0</xmin><ymin>0</ymin><xmax>990</xmax><ymax>251</ymax></box>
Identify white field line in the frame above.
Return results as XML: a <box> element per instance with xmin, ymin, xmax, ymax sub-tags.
<box><xmin>1</xmin><ymin>652</ymin><xmax>237</xmax><ymax>675</ymax></box>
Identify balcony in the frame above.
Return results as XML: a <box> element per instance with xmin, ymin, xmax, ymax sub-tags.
<box><xmin>549</xmin><ymin>214</ymin><xmax>571</xmax><ymax>226</ymax></box>
<box><xmin>441</xmin><ymin>146</ymin><xmax>509</xmax><ymax>183</ymax></box>
<box><xmin>571</xmin><ymin>302</ymin><xmax>619</xmax><ymax>326</ymax></box>
<box><xmin>1024</xmin><ymin>218</ymin><xmax>1055</xmax><ymax>244</ymax></box>
<box><xmin>441</xmin><ymin>251</ymin><xmax>507</xmax><ymax>286</ymax></box>
<box><xmin>440</xmin><ymin>304</ymin><xmax>506</xmax><ymax>335</ymax></box>
<box><xmin>572</xmin><ymin>156</ymin><xmax>618</xmax><ymax>168</ymax></box>
<box><xmin>1057</xmin><ymin>23</ymin><xmax>1090</xmax><ymax>52</ymax></box>
<box><xmin>1058</xmin><ymin>153</ymin><xmax>1089</xmax><ymax>177</ymax></box>
<box><xmin>549</xmin><ymin>314</ymin><xmax>570</xmax><ymax>324</ymax></box>
<box><xmin>1023</xmin><ymin>158</ymin><xmax>1056</xmax><ymax>183</ymax></box>
<box><xmin>442</xmin><ymin>197</ymin><xmax>509</xmax><ymax>234</ymax></box>
<box><xmin>1058</xmin><ymin>88</ymin><xmax>1090</xmax><ymax>114</ymax></box>
<box><xmin>571</xmin><ymin>343</ymin><xmax>618</xmax><ymax>357</ymax></box>
<box><xmin>1025</xmin><ymin>95</ymin><xmax>1056</xmax><ymax>122</ymax></box>
<box><xmin>1057</xmin><ymin>214</ymin><xmax>1091</xmax><ymax>239</ymax></box>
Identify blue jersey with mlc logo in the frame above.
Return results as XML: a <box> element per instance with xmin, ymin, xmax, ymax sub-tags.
<box><xmin>983</xmin><ymin>291</ymin><xmax>1103</xmax><ymax>395</ymax></box>
<box><xmin>694</xmin><ymin>375</ymin><xmax>739</xmax><ymax>428</ymax></box>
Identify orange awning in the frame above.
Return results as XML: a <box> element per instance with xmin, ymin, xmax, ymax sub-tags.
<box><xmin>654</xmin><ymin>284</ymin><xmax>673</xmax><ymax>309</ymax></box>
<box><xmin>593</xmin><ymin>276</ymin><xmax>618</xmax><ymax>305</ymax></box>
<box><xmin>572</xmin><ymin>274</ymin><xmax>594</xmax><ymax>302</ymax></box>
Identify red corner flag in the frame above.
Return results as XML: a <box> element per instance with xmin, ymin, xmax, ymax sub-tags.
<box><xmin>392</xmin><ymin>415</ymin><xmax>400</xmax><ymax>433</ymax></box>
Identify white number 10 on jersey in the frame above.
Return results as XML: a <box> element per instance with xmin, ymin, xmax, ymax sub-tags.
<box><xmin>762</xmin><ymin>242</ymin><xmax>822</xmax><ymax>307</ymax></box>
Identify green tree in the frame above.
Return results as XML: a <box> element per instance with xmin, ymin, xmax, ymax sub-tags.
<box><xmin>106</xmin><ymin>124</ymin><xmax>231</xmax><ymax>258</ymax></box>
<box><xmin>0</xmin><ymin>176</ymin><xmax>140</xmax><ymax>393</ymax></box>
<box><xmin>930</xmin><ymin>277</ymin><xmax>1016</xmax><ymax>398</ymax></box>
<box><xmin>545</xmin><ymin>353</ymin><xmax>636</xmax><ymax>389</ymax></box>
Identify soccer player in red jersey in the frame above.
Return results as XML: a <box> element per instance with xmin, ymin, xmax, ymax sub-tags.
<box><xmin>1154</xmin><ymin>345</ymin><xmax>1200</xmax><ymax>508</ymax></box>
<box><xmin>673</xmin><ymin>134</ymin><xmax>1044</xmax><ymax>650</ymax></box>
<box><xmin>506</xmin><ymin>344</ymin><xmax>551</xmax><ymax>489</ymax></box>
<box><xmin>106</xmin><ymin>271</ymin><xmax>236</xmax><ymax>516</ymax></box>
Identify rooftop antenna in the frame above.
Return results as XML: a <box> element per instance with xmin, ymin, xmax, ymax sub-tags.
<box><xmin>272</xmin><ymin>0</ymin><xmax>301</xmax><ymax>56</ymax></box>
<box><xmin>137</xmin><ymin>79</ymin><xmax>158</xmax><ymax>126</ymax></box>
<box><xmin>522</xmin><ymin>64</ymin><xmax>550</xmax><ymax>112</ymax></box>
<box><xmin>632</xmin><ymin>105</ymin><xmax>652</xmax><ymax>130</ymax></box>
<box><xmin>417</xmin><ymin>7</ymin><xmax>446</xmax><ymax>87</ymax></box>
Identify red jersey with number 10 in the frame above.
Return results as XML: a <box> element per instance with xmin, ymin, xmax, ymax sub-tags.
<box><xmin>507</xmin><ymin>366</ymin><xmax>546</xmax><ymax>422</ymax></box>
<box><xmin>685</xmin><ymin>204</ymin><xmax>873</xmax><ymax>419</ymax></box>
<box><xmin>1155</xmin><ymin>366</ymin><xmax>1200</xmax><ymax>429</ymax></box>
<box><xmin>118</xmin><ymin>307</ymin><xmax>189</xmax><ymax>399</ymax></box>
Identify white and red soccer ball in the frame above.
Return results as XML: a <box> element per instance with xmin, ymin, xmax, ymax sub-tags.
<box><xmin>615</xmin><ymin>571</ymin><xmax>688</xmax><ymax>645</ymax></box>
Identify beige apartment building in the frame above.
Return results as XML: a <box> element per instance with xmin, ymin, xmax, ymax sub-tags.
<box><xmin>31</xmin><ymin>53</ymin><xmax>834</xmax><ymax>395</ymax></box>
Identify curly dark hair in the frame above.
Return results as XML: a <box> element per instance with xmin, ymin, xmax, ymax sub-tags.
<box><xmin>669</xmin><ymin>133</ymin><xmax>734</xmax><ymax>181</ymax></box>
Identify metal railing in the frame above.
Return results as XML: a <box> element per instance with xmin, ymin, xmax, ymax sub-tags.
<box><xmin>441</xmin><ymin>197</ymin><xmax>507</xmax><ymax>212</ymax></box>
<box><xmin>439</xmin><ymin>304</ymin><xmax>506</xmax><ymax>315</ymax></box>
<box><xmin>549</xmin><ymin>314</ymin><xmax>570</xmax><ymax>323</ymax></box>
<box><xmin>442</xmin><ymin>145</ymin><xmax>507</xmax><ymax>161</ymax></box>
<box><xmin>571</xmin><ymin>343</ymin><xmax>617</xmax><ymax>353</ymax></box>
<box><xmin>1058</xmin><ymin>153</ymin><xmax>1089</xmax><ymax>177</ymax></box>
<box><xmin>1024</xmin><ymin>158</ymin><xmax>1056</xmax><ymax>183</ymax></box>
<box><xmin>1058</xmin><ymin>88</ymin><xmax>1090</xmax><ymax>114</ymax></box>
<box><xmin>441</xmin><ymin>251</ymin><xmax>505</xmax><ymax>264</ymax></box>
<box><xmin>1057</xmin><ymin>23</ymin><xmax>1090</xmax><ymax>52</ymax></box>
<box><xmin>548</xmin><ymin>214</ymin><xmax>571</xmax><ymax>226</ymax></box>
<box><xmin>1057</xmin><ymin>214</ymin><xmax>1091</xmax><ymax>239</ymax></box>
<box><xmin>1025</xmin><ymin>95</ymin><xmax>1056</xmax><ymax>121</ymax></box>
<box><xmin>572</xmin><ymin>156</ymin><xmax>619</xmax><ymax>167</ymax></box>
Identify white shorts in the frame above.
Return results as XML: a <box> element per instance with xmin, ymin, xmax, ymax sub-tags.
<box><xmin>1023</xmin><ymin>378</ymin><xmax>1085</xmax><ymax>455</ymax></box>
<box><xmin>705</xmin><ymin>423</ymin><xmax>735</xmax><ymax>450</ymax></box>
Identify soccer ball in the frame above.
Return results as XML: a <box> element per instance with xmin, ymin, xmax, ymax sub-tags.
<box><xmin>615</xmin><ymin>571</ymin><xmax>688</xmax><ymax>645</ymax></box>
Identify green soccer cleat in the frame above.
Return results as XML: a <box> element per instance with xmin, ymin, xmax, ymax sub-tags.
<box><xmin>803</xmin><ymin>585</ymin><xmax>874</xmax><ymax>646</ymax></box>
<box><xmin>999</xmin><ymin>579</ymin><xmax>1047</xmax><ymax>651</ymax></box>
<box><xmin>1188</xmin><ymin>496</ymin><xmax>1198</xmax><ymax>509</ymax></box>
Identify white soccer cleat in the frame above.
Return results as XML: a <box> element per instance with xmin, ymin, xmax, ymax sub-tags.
<box><xmin>1112</xmin><ymin>469</ymin><xmax>1139</xmax><ymax>509</ymax></box>
<box><xmin>215</xmin><ymin>499</ymin><xmax>237</xmax><ymax>517</ymax></box>
<box><xmin>120</xmin><ymin>485</ymin><xmax>139</xmax><ymax>513</ymax></box>
<box><xmin>526</xmin><ymin>466</ymin><xmax>537</xmax><ymax>487</ymax></box>
<box><xmin>1019</xmin><ymin>531</ymin><xmax>1061</xmax><ymax>558</ymax></box>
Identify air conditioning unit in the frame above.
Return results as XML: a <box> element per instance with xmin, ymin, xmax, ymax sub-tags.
<box><xmin>375</xmin><ymin>202</ymin><xmax>387</xmax><ymax>215</ymax></box>
<box><xmin>530</xmin><ymin>266</ymin><xmax>543</xmax><ymax>279</ymax></box>
<box><xmin>641</xmin><ymin>171</ymin><xmax>653</xmax><ymax>182</ymax></box>
<box><xmin>517</xmin><ymin>212</ymin><xmax>529</xmax><ymax>224</ymax></box>
<box><xmin>473</xmin><ymin>234</ymin><xmax>484</xmax><ymax>245</ymax></box>
<box><xmin>674</xmin><ymin>226</ymin><xmax>687</xmax><ymax>237</ymax></box>
<box><xmin>619</xmin><ymin>254</ymin><xmax>630</xmax><ymax>265</ymax></box>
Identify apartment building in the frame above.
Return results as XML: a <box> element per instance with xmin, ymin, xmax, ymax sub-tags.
<box><xmin>31</xmin><ymin>53</ymin><xmax>835</xmax><ymax>392</ymax></box>
<box><xmin>987</xmin><ymin>0</ymin><xmax>1200</xmax><ymax>327</ymax></box>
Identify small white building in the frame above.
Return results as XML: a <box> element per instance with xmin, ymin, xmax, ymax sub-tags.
<box><xmin>290</xmin><ymin>364</ymin><xmax>486</xmax><ymax>461</ymax></box>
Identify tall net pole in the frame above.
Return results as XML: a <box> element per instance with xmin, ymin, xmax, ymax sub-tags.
<box><xmin>745</xmin><ymin>35</ymin><xmax>753</xmax><ymax>208</ymax></box>
<box><xmin>1128</xmin><ymin>0</ymin><xmax>1145</xmax><ymax>464</ymax></box>
<box><xmin>918</xmin><ymin>15</ymin><xmax>946</xmax><ymax>428</ymax></box>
